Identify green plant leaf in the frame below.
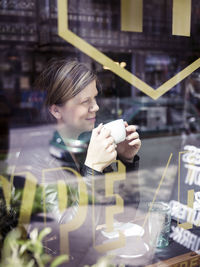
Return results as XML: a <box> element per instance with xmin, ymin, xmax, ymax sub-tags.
<box><xmin>19</xmin><ymin>243</ymin><xmax>29</xmax><ymax>255</ymax></box>
<box><xmin>50</xmin><ymin>255</ymin><xmax>69</xmax><ymax>267</ymax></box>
<box><xmin>29</xmin><ymin>228</ymin><xmax>38</xmax><ymax>241</ymax></box>
<box><xmin>1</xmin><ymin>228</ymin><xmax>22</xmax><ymax>259</ymax></box>
<box><xmin>38</xmin><ymin>227</ymin><xmax>51</xmax><ymax>241</ymax></box>
<box><xmin>41</xmin><ymin>253</ymin><xmax>52</xmax><ymax>264</ymax></box>
<box><xmin>31</xmin><ymin>240</ymin><xmax>43</xmax><ymax>254</ymax></box>
<box><xmin>26</xmin><ymin>259</ymin><xmax>36</xmax><ymax>267</ymax></box>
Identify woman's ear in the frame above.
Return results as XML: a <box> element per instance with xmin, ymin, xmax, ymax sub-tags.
<box><xmin>49</xmin><ymin>104</ymin><xmax>62</xmax><ymax>120</ymax></box>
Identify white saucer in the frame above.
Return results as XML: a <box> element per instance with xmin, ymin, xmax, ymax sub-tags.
<box><xmin>101</xmin><ymin>222</ymin><xmax>144</xmax><ymax>239</ymax></box>
<box><xmin>117</xmin><ymin>242</ymin><xmax>149</xmax><ymax>258</ymax></box>
<box><xmin>107</xmin><ymin>236</ymin><xmax>149</xmax><ymax>259</ymax></box>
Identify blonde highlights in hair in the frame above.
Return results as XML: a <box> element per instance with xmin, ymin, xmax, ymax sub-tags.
<box><xmin>36</xmin><ymin>59</ymin><xmax>97</xmax><ymax>108</ymax></box>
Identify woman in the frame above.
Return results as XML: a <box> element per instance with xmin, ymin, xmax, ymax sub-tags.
<box><xmin>39</xmin><ymin>58</ymin><xmax>141</xmax><ymax>176</ymax></box>
<box><xmin>14</xmin><ymin>59</ymin><xmax>141</xmax><ymax>261</ymax></box>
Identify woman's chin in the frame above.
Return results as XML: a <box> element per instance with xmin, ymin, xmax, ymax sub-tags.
<box><xmin>85</xmin><ymin>123</ymin><xmax>95</xmax><ymax>132</ymax></box>
<box><xmin>88</xmin><ymin>125</ymin><xmax>95</xmax><ymax>131</ymax></box>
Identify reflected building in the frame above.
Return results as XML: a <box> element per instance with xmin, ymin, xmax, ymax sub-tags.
<box><xmin>0</xmin><ymin>0</ymin><xmax>200</xmax><ymax>126</ymax></box>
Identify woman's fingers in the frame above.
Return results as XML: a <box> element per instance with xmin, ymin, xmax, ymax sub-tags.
<box><xmin>103</xmin><ymin>136</ymin><xmax>115</xmax><ymax>148</ymax></box>
<box><xmin>128</xmin><ymin>138</ymin><xmax>141</xmax><ymax>147</ymax></box>
<box><xmin>93</xmin><ymin>123</ymin><xmax>103</xmax><ymax>136</ymax></box>
<box><xmin>106</xmin><ymin>143</ymin><xmax>116</xmax><ymax>153</ymax></box>
<box><xmin>124</xmin><ymin>124</ymin><xmax>141</xmax><ymax>145</ymax></box>
<box><xmin>124</xmin><ymin>121</ymin><xmax>128</xmax><ymax>127</ymax></box>
<box><xmin>92</xmin><ymin>124</ymin><xmax>112</xmax><ymax>139</ymax></box>
<box><xmin>100</xmin><ymin>126</ymin><xmax>111</xmax><ymax>138</ymax></box>
<box><xmin>125</xmin><ymin>125</ymin><xmax>137</xmax><ymax>132</ymax></box>
<box><xmin>100</xmin><ymin>127</ymin><xmax>116</xmax><ymax>156</ymax></box>
<box><xmin>109</xmin><ymin>149</ymin><xmax>117</xmax><ymax>158</ymax></box>
<box><xmin>93</xmin><ymin>124</ymin><xmax>116</xmax><ymax>151</ymax></box>
<box><xmin>126</xmin><ymin>131</ymin><xmax>139</xmax><ymax>141</ymax></box>
<box><xmin>86</xmin><ymin>124</ymin><xmax>118</xmax><ymax>171</ymax></box>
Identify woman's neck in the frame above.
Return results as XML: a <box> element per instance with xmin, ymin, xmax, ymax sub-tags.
<box><xmin>57</xmin><ymin>125</ymin><xmax>79</xmax><ymax>142</ymax></box>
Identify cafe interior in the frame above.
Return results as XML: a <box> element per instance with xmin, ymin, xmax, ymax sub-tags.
<box><xmin>0</xmin><ymin>0</ymin><xmax>200</xmax><ymax>266</ymax></box>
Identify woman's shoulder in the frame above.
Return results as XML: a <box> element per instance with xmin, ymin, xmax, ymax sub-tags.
<box><xmin>15</xmin><ymin>131</ymin><xmax>78</xmax><ymax>184</ymax></box>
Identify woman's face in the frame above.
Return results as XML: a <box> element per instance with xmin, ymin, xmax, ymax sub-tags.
<box><xmin>55</xmin><ymin>79</ymin><xmax>99</xmax><ymax>138</ymax></box>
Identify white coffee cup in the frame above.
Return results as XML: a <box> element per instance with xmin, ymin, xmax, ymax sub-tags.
<box><xmin>103</xmin><ymin>119</ymin><xmax>126</xmax><ymax>144</ymax></box>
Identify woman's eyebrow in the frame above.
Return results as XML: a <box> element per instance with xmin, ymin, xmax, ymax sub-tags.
<box><xmin>80</xmin><ymin>91</ymin><xmax>98</xmax><ymax>101</ymax></box>
<box><xmin>80</xmin><ymin>97</ymin><xmax>90</xmax><ymax>102</ymax></box>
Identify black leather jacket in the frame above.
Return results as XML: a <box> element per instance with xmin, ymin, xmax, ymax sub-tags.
<box><xmin>15</xmin><ymin>130</ymin><xmax>140</xmax><ymax>223</ymax></box>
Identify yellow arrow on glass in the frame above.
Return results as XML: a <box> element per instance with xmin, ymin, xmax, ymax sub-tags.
<box><xmin>57</xmin><ymin>0</ymin><xmax>200</xmax><ymax>100</ymax></box>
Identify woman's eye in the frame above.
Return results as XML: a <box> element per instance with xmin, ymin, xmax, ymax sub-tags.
<box><xmin>82</xmin><ymin>99</ymin><xmax>89</xmax><ymax>104</ymax></box>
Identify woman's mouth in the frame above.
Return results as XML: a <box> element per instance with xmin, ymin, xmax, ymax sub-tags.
<box><xmin>86</xmin><ymin>117</ymin><xmax>96</xmax><ymax>122</ymax></box>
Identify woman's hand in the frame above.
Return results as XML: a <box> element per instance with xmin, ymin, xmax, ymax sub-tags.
<box><xmin>84</xmin><ymin>124</ymin><xmax>117</xmax><ymax>172</ymax></box>
<box><xmin>117</xmin><ymin>121</ymin><xmax>141</xmax><ymax>162</ymax></box>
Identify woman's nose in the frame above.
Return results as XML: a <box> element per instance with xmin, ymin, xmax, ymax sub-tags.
<box><xmin>90</xmin><ymin>100</ymin><xmax>99</xmax><ymax>112</ymax></box>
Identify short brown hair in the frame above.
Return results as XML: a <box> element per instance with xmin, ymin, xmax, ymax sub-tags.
<box><xmin>36</xmin><ymin>58</ymin><xmax>97</xmax><ymax>108</ymax></box>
